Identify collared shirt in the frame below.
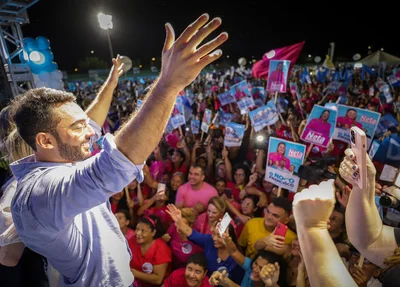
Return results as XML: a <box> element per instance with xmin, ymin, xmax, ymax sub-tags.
<box><xmin>10</xmin><ymin>119</ymin><xmax>144</xmax><ymax>287</ymax></box>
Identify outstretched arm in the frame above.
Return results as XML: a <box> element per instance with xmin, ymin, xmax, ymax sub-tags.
<box><xmin>85</xmin><ymin>56</ymin><xmax>124</xmax><ymax>127</ymax></box>
<box><xmin>340</xmin><ymin>149</ymin><xmax>397</xmax><ymax>267</ymax></box>
<box><xmin>114</xmin><ymin>14</ymin><xmax>228</xmax><ymax>165</ymax></box>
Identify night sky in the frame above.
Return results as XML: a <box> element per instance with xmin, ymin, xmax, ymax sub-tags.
<box><xmin>20</xmin><ymin>0</ymin><xmax>398</xmax><ymax>72</ymax></box>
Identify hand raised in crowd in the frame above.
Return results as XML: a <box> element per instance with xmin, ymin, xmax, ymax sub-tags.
<box><xmin>209</xmin><ymin>269</ymin><xmax>230</xmax><ymax>287</ymax></box>
<box><xmin>160</xmin><ymin>13</ymin><xmax>228</xmax><ymax>92</ymax></box>
<box><xmin>194</xmin><ymin>140</ymin><xmax>201</xmax><ymax>150</ymax></box>
<box><xmin>166</xmin><ymin>204</ymin><xmax>182</xmax><ymax>222</ymax></box>
<box><xmin>257</xmin><ymin>192</ymin><xmax>268</xmax><ymax>208</ymax></box>
<box><xmin>248</xmin><ymin>173</ymin><xmax>259</xmax><ymax>185</ymax></box>
<box><xmin>339</xmin><ymin>149</ymin><xmax>376</xmax><ymax>190</ymax></box>
<box><xmin>221</xmin><ymin>147</ymin><xmax>229</xmax><ymax>159</ymax></box>
<box><xmin>349</xmin><ymin>264</ymin><xmax>368</xmax><ymax>287</ymax></box>
<box><xmin>106</xmin><ymin>55</ymin><xmax>125</xmax><ymax>89</ymax></box>
<box><xmin>176</xmin><ymin>136</ymin><xmax>186</xmax><ymax>149</ymax></box>
<box><xmin>293</xmin><ymin>179</ymin><xmax>336</xmax><ymax>229</ymax></box>
<box><xmin>336</xmin><ymin>185</ymin><xmax>352</xmax><ymax>208</ymax></box>
<box><xmin>260</xmin><ymin>263</ymin><xmax>280</xmax><ymax>287</ymax></box>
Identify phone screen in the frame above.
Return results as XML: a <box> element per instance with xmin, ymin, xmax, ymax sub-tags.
<box><xmin>218</xmin><ymin>212</ymin><xmax>233</xmax><ymax>236</ymax></box>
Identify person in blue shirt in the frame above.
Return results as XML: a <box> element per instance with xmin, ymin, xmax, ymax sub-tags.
<box><xmin>9</xmin><ymin>13</ymin><xmax>228</xmax><ymax>287</ymax></box>
<box><xmin>166</xmin><ymin>204</ymin><xmax>244</xmax><ymax>285</ymax></box>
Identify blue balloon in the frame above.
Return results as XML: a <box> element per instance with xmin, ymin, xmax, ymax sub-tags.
<box><xmin>41</xmin><ymin>50</ymin><xmax>54</xmax><ymax>64</ymax></box>
<box><xmin>35</xmin><ymin>36</ymin><xmax>50</xmax><ymax>51</ymax></box>
<box><xmin>50</xmin><ymin>61</ymin><xmax>58</xmax><ymax>71</ymax></box>
<box><xmin>24</xmin><ymin>39</ymin><xmax>38</xmax><ymax>53</ymax></box>
<box><xmin>29</xmin><ymin>62</ymin><xmax>42</xmax><ymax>74</ymax></box>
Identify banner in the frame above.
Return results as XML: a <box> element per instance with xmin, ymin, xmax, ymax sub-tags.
<box><xmin>300</xmin><ymin>105</ymin><xmax>337</xmax><ymax>147</ymax></box>
<box><xmin>218</xmin><ymin>90</ymin><xmax>236</xmax><ymax>106</ymax></box>
<box><xmin>251</xmin><ymin>87</ymin><xmax>267</xmax><ymax>107</ymax></box>
<box><xmin>248</xmin><ymin>101</ymin><xmax>279</xmax><ymax>131</ymax></box>
<box><xmin>230</xmin><ymin>80</ymin><xmax>251</xmax><ymax>102</ymax></box>
<box><xmin>375</xmin><ymin>114</ymin><xmax>399</xmax><ymax>138</ymax></box>
<box><xmin>333</xmin><ymin>105</ymin><xmax>381</xmax><ymax>149</ymax></box>
<box><xmin>237</xmin><ymin>96</ymin><xmax>255</xmax><ymax>114</ymax></box>
<box><xmin>267</xmin><ymin>60</ymin><xmax>290</xmax><ymax>93</ymax></box>
<box><xmin>368</xmin><ymin>140</ymin><xmax>380</xmax><ymax>160</ymax></box>
<box><xmin>191</xmin><ymin>119</ymin><xmax>200</xmax><ymax>134</ymax></box>
<box><xmin>201</xmin><ymin>109</ymin><xmax>212</xmax><ymax>133</ymax></box>
<box><xmin>219</xmin><ymin>111</ymin><xmax>235</xmax><ymax>126</ymax></box>
<box><xmin>224</xmin><ymin>122</ymin><xmax>245</xmax><ymax>147</ymax></box>
<box><xmin>265</xmin><ymin>137</ymin><xmax>306</xmax><ymax>192</ymax></box>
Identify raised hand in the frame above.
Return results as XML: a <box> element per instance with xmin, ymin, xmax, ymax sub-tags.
<box><xmin>209</xmin><ymin>270</ymin><xmax>229</xmax><ymax>286</ymax></box>
<box><xmin>166</xmin><ymin>204</ymin><xmax>182</xmax><ymax>222</ymax></box>
<box><xmin>160</xmin><ymin>14</ymin><xmax>228</xmax><ymax>92</ymax></box>
<box><xmin>249</xmin><ymin>173</ymin><xmax>259</xmax><ymax>184</ymax></box>
<box><xmin>293</xmin><ymin>179</ymin><xmax>336</xmax><ymax>229</ymax></box>
<box><xmin>339</xmin><ymin>149</ymin><xmax>376</xmax><ymax>189</ymax></box>
<box><xmin>264</xmin><ymin>233</ymin><xmax>285</xmax><ymax>250</ymax></box>
<box><xmin>221</xmin><ymin>147</ymin><xmax>229</xmax><ymax>159</ymax></box>
<box><xmin>336</xmin><ymin>185</ymin><xmax>351</xmax><ymax>208</ymax></box>
<box><xmin>260</xmin><ymin>262</ymin><xmax>280</xmax><ymax>287</ymax></box>
<box><xmin>106</xmin><ymin>55</ymin><xmax>124</xmax><ymax>89</ymax></box>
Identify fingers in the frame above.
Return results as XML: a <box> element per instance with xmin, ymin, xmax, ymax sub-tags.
<box><xmin>162</xmin><ymin>23</ymin><xmax>176</xmax><ymax>53</ymax></box>
<box><xmin>194</xmin><ymin>31</ymin><xmax>228</xmax><ymax>59</ymax></box>
<box><xmin>344</xmin><ymin>148</ymin><xmax>355</xmax><ymax>160</ymax></box>
<box><xmin>198</xmin><ymin>49</ymin><xmax>223</xmax><ymax>68</ymax></box>
<box><xmin>177</xmin><ymin>13</ymin><xmax>210</xmax><ymax>44</ymax></box>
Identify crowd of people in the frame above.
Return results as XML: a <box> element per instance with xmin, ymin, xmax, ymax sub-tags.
<box><xmin>1</xmin><ymin>13</ymin><xmax>400</xmax><ymax>287</ymax></box>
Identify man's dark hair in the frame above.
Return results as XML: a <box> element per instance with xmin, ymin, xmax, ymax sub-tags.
<box><xmin>115</xmin><ymin>209</ymin><xmax>131</xmax><ymax>221</ymax></box>
<box><xmin>11</xmin><ymin>88</ymin><xmax>76</xmax><ymax>151</ymax></box>
<box><xmin>190</xmin><ymin>164</ymin><xmax>205</xmax><ymax>176</ymax></box>
<box><xmin>272</xmin><ymin>197</ymin><xmax>292</xmax><ymax>215</ymax></box>
<box><xmin>187</xmin><ymin>253</ymin><xmax>208</xmax><ymax>271</ymax></box>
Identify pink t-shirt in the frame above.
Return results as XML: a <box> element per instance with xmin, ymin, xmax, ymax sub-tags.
<box><xmin>193</xmin><ymin>212</ymin><xmax>212</xmax><ymax>235</ymax></box>
<box><xmin>175</xmin><ymin>182</ymin><xmax>218</xmax><ymax>209</ymax></box>
<box><xmin>336</xmin><ymin>116</ymin><xmax>362</xmax><ymax>130</ymax></box>
<box><xmin>143</xmin><ymin>204</ymin><xmax>172</xmax><ymax>227</ymax></box>
<box><xmin>167</xmin><ymin>224</ymin><xmax>203</xmax><ymax>269</ymax></box>
<box><xmin>268</xmin><ymin>152</ymin><xmax>290</xmax><ymax>171</ymax></box>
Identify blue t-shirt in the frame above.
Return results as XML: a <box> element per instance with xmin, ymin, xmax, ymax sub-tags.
<box><xmin>188</xmin><ymin>230</ymin><xmax>244</xmax><ymax>285</ymax></box>
<box><xmin>240</xmin><ymin>257</ymin><xmax>254</xmax><ymax>287</ymax></box>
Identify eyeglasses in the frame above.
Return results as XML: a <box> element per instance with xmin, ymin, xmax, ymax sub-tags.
<box><xmin>49</xmin><ymin>118</ymin><xmax>90</xmax><ymax>136</ymax></box>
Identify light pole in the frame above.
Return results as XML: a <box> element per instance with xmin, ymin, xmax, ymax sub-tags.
<box><xmin>97</xmin><ymin>12</ymin><xmax>114</xmax><ymax>61</ymax></box>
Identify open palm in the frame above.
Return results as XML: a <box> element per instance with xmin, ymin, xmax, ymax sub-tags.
<box><xmin>166</xmin><ymin>204</ymin><xmax>182</xmax><ymax>222</ymax></box>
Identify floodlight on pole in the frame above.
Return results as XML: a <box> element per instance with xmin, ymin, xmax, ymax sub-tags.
<box><xmin>97</xmin><ymin>12</ymin><xmax>114</xmax><ymax>61</ymax></box>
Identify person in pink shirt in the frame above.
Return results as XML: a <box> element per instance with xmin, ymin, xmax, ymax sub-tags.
<box><xmin>114</xmin><ymin>209</ymin><xmax>136</xmax><ymax>242</ymax></box>
<box><xmin>302</xmin><ymin>109</ymin><xmax>332</xmax><ymax>146</ymax></box>
<box><xmin>268</xmin><ymin>142</ymin><xmax>291</xmax><ymax>171</ymax></box>
<box><xmin>164</xmin><ymin>208</ymin><xmax>203</xmax><ymax>270</ymax></box>
<box><xmin>175</xmin><ymin>165</ymin><xmax>218</xmax><ymax>214</ymax></box>
<box><xmin>193</xmin><ymin>197</ymin><xmax>226</xmax><ymax>235</ymax></box>
<box><xmin>267</xmin><ymin>61</ymin><xmax>287</xmax><ymax>92</ymax></box>
<box><xmin>233</xmin><ymin>86</ymin><xmax>246</xmax><ymax>101</ymax></box>
<box><xmin>336</xmin><ymin>108</ymin><xmax>363</xmax><ymax>130</ymax></box>
<box><xmin>90</xmin><ymin>141</ymin><xmax>102</xmax><ymax>156</ymax></box>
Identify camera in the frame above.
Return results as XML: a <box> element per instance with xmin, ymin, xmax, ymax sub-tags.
<box><xmin>379</xmin><ymin>194</ymin><xmax>400</xmax><ymax>210</ymax></box>
<box><xmin>351</xmin><ymin>129</ymin><xmax>356</xmax><ymax>144</ymax></box>
<box><xmin>297</xmin><ymin>157</ymin><xmax>337</xmax><ymax>183</ymax></box>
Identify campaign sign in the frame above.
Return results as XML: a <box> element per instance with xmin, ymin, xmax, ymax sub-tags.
<box><xmin>224</xmin><ymin>122</ymin><xmax>245</xmax><ymax>147</ymax></box>
<box><xmin>251</xmin><ymin>87</ymin><xmax>267</xmax><ymax>107</ymax></box>
<box><xmin>230</xmin><ymin>80</ymin><xmax>251</xmax><ymax>102</ymax></box>
<box><xmin>267</xmin><ymin>60</ymin><xmax>290</xmax><ymax>93</ymax></box>
<box><xmin>219</xmin><ymin>111</ymin><xmax>235</xmax><ymax>126</ymax></box>
<box><xmin>375</xmin><ymin>114</ymin><xmax>398</xmax><ymax>138</ymax></box>
<box><xmin>218</xmin><ymin>90</ymin><xmax>236</xmax><ymax>106</ymax></box>
<box><xmin>333</xmin><ymin>105</ymin><xmax>381</xmax><ymax>149</ymax></box>
<box><xmin>300</xmin><ymin>105</ymin><xmax>337</xmax><ymax>148</ymax></box>
<box><xmin>265</xmin><ymin>137</ymin><xmax>306</xmax><ymax>192</ymax></box>
<box><xmin>249</xmin><ymin>102</ymin><xmax>279</xmax><ymax>132</ymax></box>
<box><xmin>201</xmin><ymin>109</ymin><xmax>212</xmax><ymax>133</ymax></box>
<box><xmin>237</xmin><ymin>96</ymin><xmax>255</xmax><ymax>114</ymax></box>
<box><xmin>368</xmin><ymin>140</ymin><xmax>380</xmax><ymax>160</ymax></box>
<box><xmin>191</xmin><ymin>120</ymin><xmax>200</xmax><ymax>134</ymax></box>
<box><xmin>170</xmin><ymin>114</ymin><xmax>186</xmax><ymax>129</ymax></box>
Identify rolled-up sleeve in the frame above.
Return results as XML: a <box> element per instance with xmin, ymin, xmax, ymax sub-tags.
<box><xmin>31</xmin><ymin>133</ymin><xmax>144</xmax><ymax>230</ymax></box>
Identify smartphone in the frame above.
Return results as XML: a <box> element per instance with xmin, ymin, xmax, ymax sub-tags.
<box><xmin>224</xmin><ymin>188</ymin><xmax>232</xmax><ymax>198</ymax></box>
<box><xmin>157</xmin><ymin>183</ymin><xmax>166</xmax><ymax>195</ymax></box>
<box><xmin>218</xmin><ymin>212</ymin><xmax>233</xmax><ymax>237</ymax></box>
<box><xmin>274</xmin><ymin>222</ymin><xmax>288</xmax><ymax>240</ymax></box>
<box><xmin>350</xmin><ymin>127</ymin><xmax>367</xmax><ymax>189</ymax></box>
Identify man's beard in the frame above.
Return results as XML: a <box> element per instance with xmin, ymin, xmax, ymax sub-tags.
<box><xmin>52</xmin><ymin>131</ymin><xmax>91</xmax><ymax>162</ymax></box>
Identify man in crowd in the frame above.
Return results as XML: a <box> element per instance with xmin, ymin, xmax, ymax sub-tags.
<box><xmin>239</xmin><ymin>197</ymin><xmax>296</xmax><ymax>259</ymax></box>
<box><xmin>175</xmin><ymin>165</ymin><xmax>218</xmax><ymax>214</ymax></box>
<box><xmin>10</xmin><ymin>13</ymin><xmax>228</xmax><ymax>286</ymax></box>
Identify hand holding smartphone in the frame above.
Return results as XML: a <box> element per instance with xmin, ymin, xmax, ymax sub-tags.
<box><xmin>350</xmin><ymin>127</ymin><xmax>367</xmax><ymax>189</ymax></box>
<box><xmin>274</xmin><ymin>222</ymin><xmax>288</xmax><ymax>240</ymax></box>
<box><xmin>157</xmin><ymin>183</ymin><xmax>166</xmax><ymax>195</ymax></box>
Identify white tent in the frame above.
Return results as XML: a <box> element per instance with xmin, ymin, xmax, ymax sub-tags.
<box><xmin>358</xmin><ymin>50</ymin><xmax>400</xmax><ymax>66</ymax></box>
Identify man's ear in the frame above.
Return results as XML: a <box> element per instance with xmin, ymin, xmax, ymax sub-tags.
<box><xmin>36</xmin><ymin>132</ymin><xmax>56</xmax><ymax>150</ymax></box>
<box><xmin>282</xmin><ymin>215</ymin><xmax>290</xmax><ymax>225</ymax></box>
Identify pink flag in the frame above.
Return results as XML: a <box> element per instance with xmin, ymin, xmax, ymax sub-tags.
<box><xmin>252</xmin><ymin>41</ymin><xmax>305</xmax><ymax>79</ymax></box>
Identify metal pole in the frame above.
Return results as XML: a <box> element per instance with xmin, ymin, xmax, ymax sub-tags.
<box><xmin>106</xmin><ymin>29</ymin><xmax>114</xmax><ymax>61</ymax></box>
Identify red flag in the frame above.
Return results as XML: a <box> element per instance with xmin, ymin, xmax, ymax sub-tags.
<box><xmin>252</xmin><ymin>41</ymin><xmax>305</xmax><ymax>79</ymax></box>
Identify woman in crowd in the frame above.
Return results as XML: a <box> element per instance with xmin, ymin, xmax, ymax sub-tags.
<box><xmin>302</xmin><ymin>109</ymin><xmax>332</xmax><ymax>141</ymax></box>
<box><xmin>167</xmin><ymin>172</ymin><xmax>185</xmax><ymax>204</ymax></box>
<box><xmin>129</xmin><ymin>215</ymin><xmax>172</xmax><ymax>287</ymax></box>
<box><xmin>137</xmin><ymin>185</ymin><xmax>172</xmax><ymax>227</ymax></box>
<box><xmin>267</xmin><ymin>142</ymin><xmax>291</xmax><ymax>172</ymax></box>
<box><xmin>336</xmin><ymin>108</ymin><xmax>362</xmax><ymax>130</ymax></box>
<box><xmin>193</xmin><ymin>196</ymin><xmax>227</xmax><ymax>235</ymax></box>
<box><xmin>114</xmin><ymin>209</ymin><xmax>136</xmax><ymax>242</ymax></box>
<box><xmin>166</xmin><ymin>204</ymin><xmax>244</xmax><ymax>285</ymax></box>
<box><xmin>164</xmin><ymin>208</ymin><xmax>203</xmax><ymax>270</ymax></box>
